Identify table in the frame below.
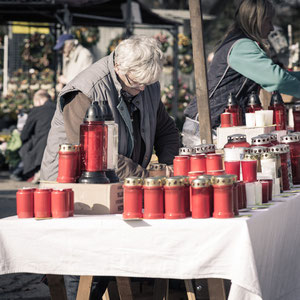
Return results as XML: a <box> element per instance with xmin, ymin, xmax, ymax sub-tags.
<box><xmin>1</xmin><ymin>191</ymin><xmax>300</xmax><ymax>300</ymax></box>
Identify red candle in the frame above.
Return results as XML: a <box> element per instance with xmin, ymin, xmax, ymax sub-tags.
<box><xmin>57</xmin><ymin>144</ymin><xmax>77</xmax><ymax>183</ymax></box>
<box><xmin>241</xmin><ymin>155</ymin><xmax>257</xmax><ymax>182</ymax></box>
<box><xmin>259</xmin><ymin>180</ymin><xmax>269</xmax><ymax>203</ymax></box>
<box><xmin>189</xmin><ymin>154</ymin><xmax>206</xmax><ymax>172</ymax></box>
<box><xmin>224</xmin><ymin>161</ymin><xmax>240</xmax><ymax>180</ymax></box>
<box><xmin>191</xmin><ymin>178</ymin><xmax>211</xmax><ymax>218</ymax></box>
<box><xmin>51</xmin><ymin>189</ymin><xmax>69</xmax><ymax>218</ymax></box>
<box><xmin>188</xmin><ymin>171</ymin><xmax>205</xmax><ymax>211</ymax></box>
<box><xmin>220</xmin><ymin>112</ymin><xmax>232</xmax><ymax>128</ymax></box>
<box><xmin>16</xmin><ymin>188</ymin><xmax>34</xmax><ymax>218</ymax></box>
<box><xmin>212</xmin><ymin>175</ymin><xmax>234</xmax><ymax>218</ymax></box>
<box><xmin>263</xmin><ymin>179</ymin><xmax>273</xmax><ymax>201</ymax></box>
<box><xmin>207</xmin><ymin>170</ymin><xmax>225</xmax><ymax>176</ymax></box>
<box><xmin>173</xmin><ymin>155</ymin><xmax>190</xmax><ymax>176</ymax></box>
<box><xmin>239</xmin><ymin>181</ymin><xmax>247</xmax><ymax>208</ymax></box>
<box><xmin>123</xmin><ymin>177</ymin><xmax>143</xmax><ymax>219</ymax></box>
<box><xmin>34</xmin><ymin>188</ymin><xmax>51</xmax><ymax>218</ymax></box>
<box><xmin>143</xmin><ymin>178</ymin><xmax>164</xmax><ymax>219</ymax></box>
<box><xmin>164</xmin><ymin>177</ymin><xmax>186</xmax><ymax>219</ymax></box>
<box><xmin>206</xmin><ymin>153</ymin><xmax>223</xmax><ymax>172</ymax></box>
<box><xmin>65</xmin><ymin>188</ymin><xmax>74</xmax><ymax>217</ymax></box>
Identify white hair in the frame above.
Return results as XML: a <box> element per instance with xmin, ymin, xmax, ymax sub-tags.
<box><xmin>114</xmin><ymin>35</ymin><xmax>164</xmax><ymax>85</ymax></box>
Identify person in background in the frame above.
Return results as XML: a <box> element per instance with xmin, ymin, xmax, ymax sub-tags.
<box><xmin>183</xmin><ymin>0</ymin><xmax>300</xmax><ymax>131</ymax></box>
<box><xmin>11</xmin><ymin>90</ymin><xmax>56</xmax><ymax>183</ymax></box>
<box><xmin>54</xmin><ymin>33</ymin><xmax>93</xmax><ymax>91</ymax></box>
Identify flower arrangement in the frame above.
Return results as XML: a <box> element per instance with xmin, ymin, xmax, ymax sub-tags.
<box><xmin>161</xmin><ymin>79</ymin><xmax>194</xmax><ymax>115</ymax></box>
<box><xmin>178</xmin><ymin>33</ymin><xmax>192</xmax><ymax>54</ymax></box>
<box><xmin>72</xmin><ymin>27</ymin><xmax>100</xmax><ymax>49</ymax></box>
<box><xmin>21</xmin><ymin>33</ymin><xmax>54</xmax><ymax>70</ymax></box>
<box><xmin>154</xmin><ymin>32</ymin><xmax>170</xmax><ymax>53</ymax></box>
<box><xmin>107</xmin><ymin>34</ymin><xmax>125</xmax><ymax>55</ymax></box>
<box><xmin>178</xmin><ymin>54</ymin><xmax>194</xmax><ymax>74</ymax></box>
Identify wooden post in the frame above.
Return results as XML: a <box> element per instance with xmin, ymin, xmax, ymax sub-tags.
<box><xmin>76</xmin><ymin>276</ymin><xmax>93</xmax><ymax>300</ymax></box>
<box><xmin>207</xmin><ymin>278</ymin><xmax>226</xmax><ymax>300</ymax></box>
<box><xmin>153</xmin><ymin>278</ymin><xmax>169</xmax><ymax>300</ymax></box>
<box><xmin>184</xmin><ymin>280</ymin><xmax>196</xmax><ymax>300</ymax></box>
<box><xmin>189</xmin><ymin>0</ymin><xmax>212</xmax><ymax>144</ymax></box>
<box><xmin>46</xmin><ymin>275</ymin><xmax>68</xmax><ymax>300</ymax></box>
<box><xmin>116</xmin><ymin>277</ymin><xmax>133</xmax><ymax>300</ymax></box>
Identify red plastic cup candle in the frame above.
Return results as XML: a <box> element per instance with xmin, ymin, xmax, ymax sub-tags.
<box><xmin>57</xmin><ymin>144</ymin><xmax>77</xmax><ymax>183</ymax></box>
<box><xmin>212</xmin><ymin>175</ymin><xmax>234</xmax><ymax>218</ymax></box>
<box><xmin>191</xmin><ymin>178</ymin><xmax>211</xmax><ymax>218</ymax></box>
<box><xmin>188</xmin><ymin>171</ymin><xmax>205</xmax><ymax>211</ymax></box>
<box><xmin>221</xmin><ymin>112</ymin><xmax>232</xmax><ymax>128</ymax></box>
<box><xmin>65</xmin><ymin>188</ymin><xmax>74</xmax><ymax>217</ymax></box>
<box><xmin>180</xmin><ymin>176</ymin><xmax>191</xmax><ymax>217</ymax></box>
<box><xmin>224</xmin><ymin>161</ymin><xmax>240</xmax><ymax>180</ymax></box>
<box><xmin>51</xmin><ymin>189</ymin><xmax>69</xmax><ymax>218</ymax></box>
<box><xmin>198</xmin><ymin>175</ymin><xmax>214</xmax><ymax>215</ymax></box>
<box><xmin>164</xmin><ymin>177</ymin><xmax>186</xmax><ymax>219</ymax></box>
<box><xmin>143</xmin><ymin>177</ymin><xmax>164</xmax><ymax>219</ymax></box>
<box><xmin>190</xmin><ymin>154</ymin><xmax>206</xmax><ymax>173</ymax></box>
<box><xmin>263</xmin><ymin>179</ymin><xmax>273</xmax><ymax>201</ymax></box>
<box><xmin>259</xmin><ymin>180</ymin><xmax>269</xmax><ymax>203</ymax></box>
<box><xmin>173</xmin><ymin>155</ymin><xmax>190</xmax><ymax>176</ymax></box>
<box><xmin>241</xmin><ymin>154</ymin><xmax>257</xmax><ymax>183</ymax></box>
<box><xmin>16</xmin><ymin>187</ymin><xmax>34</xmax><ymax>218</ymax></box>
<box><xmin>34</xmin><ymin>188</ymin><xmax>51</xmax><ymax>218</ymax></box>
<box><xmin>239</xmin><ymin>181</ymin><xmax>247</xmax><ymax>208</ymax></box>
<box><xmin>123</xmin><ymin>177</ymin><xmax>143</xmax><ymax>219</ymax></box>
<box><xmin>228</xmin><ymin>175</ymin><xmax>239</xmax><ymax>216</ymax></box>
<box><xmin>206</xmin><ymin>153</ymin><xmax>223</xmax><ymax>172</ymax></box>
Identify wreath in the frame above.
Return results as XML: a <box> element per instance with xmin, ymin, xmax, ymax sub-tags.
<box><xmin>72</xmin><ymin>27</ymin><xmax>100</xmax><ymax>49</ymax></box>
<box><xmin>179</xmin><ymin>54</ymin><xmax>194</xmax><ymax>74</ymax></box>
<box><xmin>154</xmin><ymin>32</ymin><xmax>170</xmax><ymax>53</ymax></box>
<box><xmin>107</xmin><ymin>34</ymin><xmax>125</xmax><ymax>55</ymax></box>
<box><xmin>21</xmin><ymin>33</ymin><xmax>54</xmax><ymax>71</ymax></box>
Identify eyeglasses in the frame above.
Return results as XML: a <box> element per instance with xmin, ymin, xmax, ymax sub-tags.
<box><xmin>124</xmin><ymin>73</ymin><xmax>146</xmax><ymax>90</ymax></box>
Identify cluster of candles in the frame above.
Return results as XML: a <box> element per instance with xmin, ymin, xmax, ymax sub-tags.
<box><xmin>16</xmin><ymin>188</ymin><xmax>74</xmax><ymax>219</ymax></box>
<box><xmin>122</xmin><ymin>174</ymin><xmax>245</xmax><ymax>220</ymax></box>
<box><xmin>220</xmin><ymin>91</ymin><xmax>287</xmax><ymax>130</ymax></box>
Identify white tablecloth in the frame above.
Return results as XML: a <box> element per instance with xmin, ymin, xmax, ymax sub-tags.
<box><xmin>1</xmin><ymin>192</ymin><xmax>300</xmax><ymax>300</ymax></box>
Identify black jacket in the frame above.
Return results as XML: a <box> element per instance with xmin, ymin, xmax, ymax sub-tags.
<box><xmin>19</xmin><ymin>100</ymin><xmax>56</xmax><ymax>175</ymax></box>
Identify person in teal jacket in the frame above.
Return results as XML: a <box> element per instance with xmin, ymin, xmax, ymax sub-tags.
<box><xmin>184</xmin><ymin>0</ymin><xmax>300</xmax><ymax>135</ymax></box>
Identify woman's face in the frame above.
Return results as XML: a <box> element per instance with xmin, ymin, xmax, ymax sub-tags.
<box><xmin>261</xmin><ymin>16</ymin><xmax>274</xmax><ymax>39</ymax></box>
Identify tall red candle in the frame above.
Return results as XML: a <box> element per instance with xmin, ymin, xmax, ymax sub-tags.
<box><xmin>34</xmin><ymin>188</ymin><xmax>51</xmax><ymax>218</ymax></box>
<box><xmin>51</xmin><ymin>189</ymin><xmax>69</xmax><ymax>218</ymax></box>
<box><xmin>190</xmin><ymin>154</ymin><xmax>206</xmax><ymax>172</ymax></box>
<box><xmin>173</xmin><ymin>155</ymin><xmax>190</xmax><ymax>176</ymax></box>
<box><xmin>57</xmin><ymin>144</ymin><xmax>77</xmax><ymax>183</ymax></box>
<box><xmin>191</xmin><ymin>178</ymin><xmax>211</xmax><ymax>218</ymax></box>
<box><xmin>206</xmin><ymin>153</ymin><xmax>223</xmax><ymax>172</ymax></box>
<box><xmin>16</xmin><ymin>187</ymin><xmax>34</xmax><ymax>218</ymax></box>
<box><xmin>241</xmin><ymin>154</ymin><xmax>257</xmax><ymax>182</ymax></box>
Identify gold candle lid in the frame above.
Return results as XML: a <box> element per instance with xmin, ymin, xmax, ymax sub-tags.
<box><xmin>173</xmin><ymin>176</ymin><xmax>189</xmax><ymax>186</ymax></box>
<box><xmin>211</xmin><ymin>175</ymin><xmax>234</xmax><ymax>186</ymax></box>
<box><xmin>191</xmin><ymin>178</ymin><xmax>210</xmax><ymax>188</ymax></box>
<box><xmin>261</xmin><ymin>152</ymin><xmax>276</xmax><ymax>159</ymax></box>
<box><xmin>124</xmin><ymin>177</ymin><xmax>144</xmax><ymax>186</ymax></box>
<box><xmin>153</xmin><ymin>176</ymin><xmax>167</xmax><ymax>185</ymax></box>
<box><xmin>197</xmin><ymin>175</ymin><xmax>212</xmax><ymax>185</ymax></box>
<box><xmin>165</xmin><ymin>177</ymin><xmax>184</xmax><ymax>187</ymax></box>
<box><xmin>243</xmin><ymin>153</ymin><xmax>257</xmax><ymax>161</ymax></box>
<box><xmin>59</xmin><ymin>144</ymin><xmax>76</xmax><ymax>152</ymax></box>
<box><xmin>149</xmin><ymin>163</ymin><xmax>167</xmax><ymax>171</ymax></box>
<box><xmin>144</xmin><ymin>177</ymin><xmax>163</xmax><ymax>187</ymax></box>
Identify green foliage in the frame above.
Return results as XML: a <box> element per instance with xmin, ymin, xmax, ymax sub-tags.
<box><xmin>72</xmin><ymin>27</ymin><xmax>100</xmax><ymax>49</ymax></box>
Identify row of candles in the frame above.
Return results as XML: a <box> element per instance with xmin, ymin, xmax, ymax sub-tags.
<box><xmin>16</xmin><ymin>188</ymin><xmax>74</xmax><ymax>219</ymax></box>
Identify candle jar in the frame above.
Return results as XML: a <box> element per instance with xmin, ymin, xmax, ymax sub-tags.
<box><xmin>198</xmin><ymin>175</ymin><xmax>214</xmax><ymax>215</ymax></box>
<box><xmin>229</xmin><ymin>175</ymin><xmax>239</xmax><ymax>216</ymax></box>
<box><xmin>179</xmin><ymin>147</ymin><xmax>193</xmax><ymax>156</ymax></box>
<box><xmin>149</xmin><ymin>163</ymin><xmax>167</xmax><ymax>177</ymax></box>
<box><xmin>143</xmin><ymin>177</ymin><xmax>164</xmax><ymax>219</ymax></box>
<box><xmin>246</xmin><ymin>91</ymin><xmax>262</xmax><ymax>113</ymax></box>
<box><xmin>57</xmin><ymin>144</ymin><xmax>77</xmax><ymax>183</ymax></box>
<box><xmin>251</xmin><ymin>135</ymin><xmax>272</xmax><ymax>147</ymax></box>
<box><xmin>188</xmin><ymin>171</ymin><xmax>204</xmax><ymax>211</ymax></box>
<box><xmin>164</xmin><ymin>177</ymin><xmax>186</xmax><ymax>219</ymax></box>
<box><xmin>225</xmin><ymin>93</ymin><xmax>242</xmax><ymax>126</ymax></box>
<box><xmin>220</xmin><ymin>112</ymin><xmax>232</xmax><ymax>128</ymax></box>
<box><xmin>212</xmin><ymin>175</ymin><xmax>234</xmax><ymax>218</ymax></box>
<box><xmin>189</xmin><ymin>154</ymin><xmax>206</xmax><ymax>173</ymax></box>
<box><xmin>263</xmin><ymin>179</ymin><xmax>273</xmax><ymax>201</ymax></box>
<box><xmin>16</xmin><ymin>187</ymin><xmax>34</xmax><ymax>218</ymax></box>
<box><xmin>180</xmin><ymin>176</ymin><xmax>191</xmax><ymax>217</ymax></box>
<box><xmin>191</xmin><ymin>178</ymin><xmax>211</xmax><ymax>218</ymax></box>
<box><xmin>173</xmin><ymin>155</ymin><xmax>190</xmax><ymax>176</ymax></box>
<box><xmin>269</xmin><ymin>145</ymin><xmax>291</xmax><ymax>191</ymax></box>
<box><xmin>239</xmin><ymin>181</ymin><xmax>247</xmax><ymax>209</ymax></box>
<box><xmin>73</xmin><ymin>144</ymin><xmax>81</xmax><ymax>181</ymax></box>
<box><xmin>259</xmin><ymin>180</ymin><xmax>269</xmax><ymax>203</ymax></box>
<box><xmin>193</xmin><ymin>144</ymin><xmax>215</xmax><ymax>154</ymax></box>
<box><xmin>249</xmin><ymin>146</ymin><xmax>268</xmax><ymax>172</ymax></box>
<box><xmin>123</xmin><ymin>177</ymin><xmax>143</xmax><ymax>219</ymax></box>
<box><xmin>260</xmin><ymin>152</ymin><xmax>277</xmax><ymax>179</ymax></box>
<box><xmin>224</xmin><ymin>161</ymin><xmax>240</xmax><ymax>180</ymax></box>
<box><xmin>65</xmin><ymin>188</ymin><xmax>74</xmax><ymax>217</ymax></box>
<box><xmin>34</xmin><ymin>188</ymin><xmax>51</xmax><ymax>218</ymax></box>
<box><xmin>293</xmin><ymin>105</ymin><xmax>300</xmax><ymax>132</ymax></box>
<box><xmin>268</xmin><ymin>91</ymin><xmax>287</xmax><ymax>130</ymax></box>
<box><xmin>241</xmin><ymin>154</ymin><xmax>257</xmax><ymax>182</ymax></box>
<box><xmin>51</xmin><ymin>189</ymin><xmax>69</xmax><ymax>218</ymax></box>
<box><xmin>224</xmin><ymin>134</ymin><xmax>250</xmax><ymax>149</ymax></box>
<box><xmin>281</xmin><ymin>134</ymin><xmax>300</xmax><ymax>184</ymax></box>
<box><xmin>206</xmin><ymin>153</ymin><xmax>223</xmax><ymax>172</ymax></box>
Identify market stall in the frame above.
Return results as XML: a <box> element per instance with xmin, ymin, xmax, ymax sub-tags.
<box><xmin>1</xmin><ymin>189</ymin><xmax>300</xmax><ymax>300</ymax></box>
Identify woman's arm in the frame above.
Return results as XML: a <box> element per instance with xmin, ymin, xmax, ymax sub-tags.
<box><xmin>229</xmin><ymin>39</ymin><xmax>300</xmax><ymax>98</ymax></box>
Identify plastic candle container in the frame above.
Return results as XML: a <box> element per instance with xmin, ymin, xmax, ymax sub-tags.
<box><xmin>51</xmin><ymin>189</ymin><xmax>69</xmax><ymax>218</ymax></box>
<box><xmin>57</xmin><ymin>144</ymin><xmax>77</xmax><ymax>183</ymax></box>
<box><xmin>16</xmin><ymin>187</ymin><xmax>34</xmax><ymax>218</ymax></box>
<box><xmin>191</xmin><ymin>178</ymin><xmax>211</xmax><ymax>218</ymax></box>
<box><xmin>206</xmin><ymin>153</ymin><xmax>223</xmax><ymax>172</ymax></box>
<box><xmin>34</xmin><ymin>188</ymin><xmax>51</xmax><ymax>218</ymax></box>
<box><xmin>173</xmin><ymin>155</ymin><xmax>190</xmax><ymax>176</ymax></box>
<box><xmin>189</xmin><ymin>154</ymin><xmax>206</xmax><ymax>173</ymax></box>
<box><xmin>241</xmin><ymin>154</ymin><xmax>257</xmax><ymax>183</ymax></box>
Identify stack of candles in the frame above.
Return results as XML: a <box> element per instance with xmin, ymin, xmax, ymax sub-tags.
<box><xmin>16</xmin><ymin>187</ymin><xmax>74</xmax><ymax>219</ymax></box>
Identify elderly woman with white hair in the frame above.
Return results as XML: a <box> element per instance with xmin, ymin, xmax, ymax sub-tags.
<box><xmin>41</xmin><ymin>35</ymin><xmax>180</xmax><ymax>183</ymax></box>
<box><xmin>40</xmin><ymin>35</ymin><xmax>180</xmax><ymax>299</ymax></box>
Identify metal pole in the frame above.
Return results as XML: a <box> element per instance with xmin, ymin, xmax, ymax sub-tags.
<box><xmin>188</xmin><ymin>0</ymin><xmax>212</xmax><ymax>144</ymax></box>
<box><xmin>171</xmin><ymin>25</ymin><xmax>179</xmax><ymax>121</ymax></box>
<box><xmin>125</xmin><ymin>0</ymin><xmax>133</xmax><ymax>37</ymax></box>
<box><xmin>3</xmin><ymin>34</ymin><xmax>8</xmax><ymax>96</ymax></box>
